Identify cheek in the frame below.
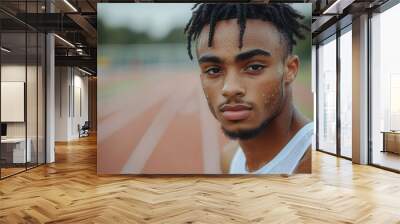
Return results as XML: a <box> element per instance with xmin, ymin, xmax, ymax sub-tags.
<box><xmin>255</xmin><ymin>65</ymin><xmax>285</xmax><ymax>106</ymax></box>
<box><xmin>259</xmin><ymin>80</ymin><xmax>283</xmax><ymax>110</ymax></box>
<box><xmin>201</xmin><ymin>76</ymin><xmax>222</xmax><ymax>101</ymax></box>
<box><xmin>201</xmin><ymin>78</ymin><xmax>213</xmax><ymax>100</ymax></box>
<box><xmin>264</xmin><ymin>84</ymin><xmax>281</xmax><ymax>105</ymax></box>
<box><xmin>201</xmin><ymin>77</ymin><xmax>219</xmax><ymax>117</ymax></box>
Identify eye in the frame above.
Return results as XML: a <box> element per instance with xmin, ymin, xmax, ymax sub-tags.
<box><xmin>244</xmin><ymin>64</ymin><xmax>265</xmax><ymax>73</ymax></box>
<box><xmin>204</xmin><ymin>66</ymin><xmax>222</xmax><ymax>77</ymax></box>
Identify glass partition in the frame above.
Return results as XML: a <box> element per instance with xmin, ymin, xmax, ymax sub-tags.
<box><xmin>0</xmin><ymin>1</ymin><xmax>46</xmax><ymax>179</ymax></box>
<box><xmin>317</xmin><ymin>35</ymin><xmax>337</xmax><ymax>155</ymax></box>
<box><xmin>1</xmin><ymin>30</ymin><xmax>28</xmax><ymax>177</ymax></box>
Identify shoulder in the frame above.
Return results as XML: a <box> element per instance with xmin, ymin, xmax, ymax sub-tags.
<box><xmin>220</xmin><ymin>140</ymin><xmax>239</xmax><ymax>174</ymax></box>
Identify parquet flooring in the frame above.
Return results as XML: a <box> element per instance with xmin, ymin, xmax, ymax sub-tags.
<box><xmin>1</xmin><ymin>135</ymin><xmax>400</xmax><ymax>223</ymax></box>
<box><xmin>1</xmin><ymin>167</ymin><xmax>26</xmax><ymax>178</ymax></box>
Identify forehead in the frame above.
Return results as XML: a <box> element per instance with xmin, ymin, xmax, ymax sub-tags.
<box><xmin>196</xmin><ymin>19</ymin><xmax>284</xmax><ymax>60</ymax></box>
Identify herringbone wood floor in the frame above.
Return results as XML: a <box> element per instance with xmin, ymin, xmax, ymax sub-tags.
<box><xmin>1</xmin><ymin>135</ymin><xmax>400</xmax><ymax>224</ymax></box>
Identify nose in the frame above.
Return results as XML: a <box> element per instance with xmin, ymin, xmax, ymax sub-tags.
<box><xmin>221</xmin><ymin>71</ymin><xmax>245</xmax><ymax>99</ymax></box>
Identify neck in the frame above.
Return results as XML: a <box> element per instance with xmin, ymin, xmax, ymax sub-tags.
<box><xmin>238</xmin><ymin>89</ymin><xmax>308</xmax><ymax>172</ymax></box>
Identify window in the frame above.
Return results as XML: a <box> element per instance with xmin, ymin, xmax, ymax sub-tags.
<box><xmin>317</xmin><ymin>35</ymin><xmax>337</xmax><ymax>155</ymax></box>
<box><xmin>370</xmin><ymin>2</ymin><xmax>400</xmax><ymax>171</ymax></box>
<box><xmin>339</xmin><ymin>27</ymin><xmax>352</xmax><ymax>158</ymax></box>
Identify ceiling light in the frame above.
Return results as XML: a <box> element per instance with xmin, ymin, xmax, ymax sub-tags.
<box><xmin>1</xmin><ymin>47</ymin><xmax>11</xmax><ymax>53</ymax></box>
<box><xmin>76</xmin><ymin>48</ymin><xmax>84</xmax><ymax>55</ymax></box>
<box><xmin>78</xmin><ymin>67</ymin><xmax>93</xmax><ymax>76</ymax></box>
<box><xmin>322</xmin><ymin>0</ymin><xmax>355</xmax><ymax>15</ymax></box>
<box><xmin>54</xmin><ymin>34</ymin><xmax>75</xmax><ymax>48</ymax></box>
<box><xmin>323</xmin><ymin>0</ymin><xmax>342</xmax><ymax>14</ymax></box>
<box><xmin>63</xmin><ymin>0</ymin><xmax>78</xmax><ymax>12</ymax></box>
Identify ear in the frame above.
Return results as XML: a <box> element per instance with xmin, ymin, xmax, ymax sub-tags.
<box><xmin>283</xmin><ymin>55</ymin><xmax>299</xmax><ymax>84</ymax></box>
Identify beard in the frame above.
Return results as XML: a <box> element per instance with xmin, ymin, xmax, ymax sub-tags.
<box><xmin>221</xmin><ymin>115</ymin><xmax>273</xmax><ymax>140</ymax></box>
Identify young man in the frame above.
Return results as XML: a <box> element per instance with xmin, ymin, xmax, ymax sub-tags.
<box><xmin>184</xmin><ymin>3</ymin><xmax>312</xmax><ymax>174</ymax></box>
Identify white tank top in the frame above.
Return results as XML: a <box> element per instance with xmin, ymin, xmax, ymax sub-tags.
<box><xmin>229</xmin><ymin>122</ymin><xmax>313</xmax><ymax>174</ymax></box>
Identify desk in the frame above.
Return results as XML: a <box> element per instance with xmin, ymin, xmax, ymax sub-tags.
<box><xmin>1</xmin><ymin>138</ymin><xmax>31</xmax><ymax>163</ymax></box>
<box><xmin>382</xmin><ymin>131</ymin><xmax>400</xmax><ymax>154</ymax></box>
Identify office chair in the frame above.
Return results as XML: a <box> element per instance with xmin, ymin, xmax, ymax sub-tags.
<box><xmin>79</xmin><ymin>121</ymin><xmax>90</xmax><ymax>138</ymax></box>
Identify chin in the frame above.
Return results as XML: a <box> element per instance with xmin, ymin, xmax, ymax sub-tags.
<box><xmin>221</xmin><ymin>116</ymin><xmax>271</xmax><ymax>140</ymax></box>
<box><xmin>221</xmin><ymin>125</ymin><xmax>261</xmax><ymax>140</ymax></box>
<box><xmin>221</xmin><ymin>122</ymin><xmax>257</xmax><ymax>133</ymax></box>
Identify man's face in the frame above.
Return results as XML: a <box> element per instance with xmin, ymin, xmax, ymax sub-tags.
<box><xmin>196</xmin><ymin>19</ymin><xmax>298</xmax><ymax>138</ymax></box>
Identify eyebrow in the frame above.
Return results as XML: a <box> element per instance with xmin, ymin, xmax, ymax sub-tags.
<box><xmin>235</xmin><ymin>49</ymin><xmax>271</xmax><ymax>62</ymax></box>
<box><xmin>197</xmin><ymin>48</ymin><xmax>271</xmax><ymax>64</ymax></box>
<box><xmin>198</xmin><ymin>54</ymin><xmax>222</xmax><ymax>64</ymax></box>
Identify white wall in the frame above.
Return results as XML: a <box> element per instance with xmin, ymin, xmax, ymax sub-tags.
<box><xmin>1</xmin><ymin>63</ymin><xmax>46</xmax><ymax>164</ymax></box>
<box><xmin>1</xmin><ymin>65</ymin><xmax>37</xmax><ymax>138</ymax></box>
<box><xmin>72</xmin><ymin>73</ymin><xmax>89</xmax><ymax>138</ymax></box>
<box><xmin>55</xmin><ymin>66</ymin><xmax>70</xmax><ymax>141</ymax></box>
<box><xmin>1</xmin><ymin>66</ymin><xmax>26</xmax><ymax>138</ymax></box>
<box><xmin>55</xmin><ymin>67</ymin><xmax>89</xmax><ymax>141</ymax></box>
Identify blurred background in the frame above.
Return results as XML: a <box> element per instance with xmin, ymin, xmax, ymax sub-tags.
<box><xmin>97</xmin><ymin>3</ymin><xmax>312</xmax><ymax>174</ymax></box>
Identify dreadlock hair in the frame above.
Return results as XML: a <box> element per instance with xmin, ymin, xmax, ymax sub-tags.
<box><xmin>184</xmin><ymin>3</ymin><xmax>310</xmax><ymax>60</ymax></box>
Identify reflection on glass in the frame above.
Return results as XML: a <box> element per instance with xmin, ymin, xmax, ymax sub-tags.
<box><xmin>1</xmin><ymin>31</ymin><xmax>27</xmax><ymax>177</ymax></box>
<box><xmin>0</xmin><ymin>1</ymin><xmax>46</xmax><ymax>179</ymax></box>
<box><xmin>371</xmin><ymin>3</ymin><xmax>400</xmax><ymax>171</ymax></box>
<box><xmin>318</xmin><ymin>36</ymin><xmax>337</xmax><ymax>154</ymax></box>
<box><xmin>340</xmin><ymin>29</ymin><xmax>352</xmax><ymax>158</ymax></box>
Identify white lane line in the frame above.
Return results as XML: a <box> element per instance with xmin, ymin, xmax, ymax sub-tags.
<box><xmin>97</xmin><ymin>76</ymin><xmax>177</xmax><ymax>141</ymax></box>
<box><xmin>121</xmin><ymin>78</ymin><xmax>196</xmax><ymax>174</ymax></box>
<box><xmin>198</xmin><ymin>84</ymin><xmax>222</xmax><ymax>174</ymax></box>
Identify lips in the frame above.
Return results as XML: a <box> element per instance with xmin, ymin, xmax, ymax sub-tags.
<box><xmin>220</xmin><ymin>104</ymin><xmax>252</xmax><ymax>121</ymax></box>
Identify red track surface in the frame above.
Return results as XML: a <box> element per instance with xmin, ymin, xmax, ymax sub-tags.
<box><xmin>98</xmin><ymin>68</ymin><xmax>228</xmax><ymax>174</ymax></box>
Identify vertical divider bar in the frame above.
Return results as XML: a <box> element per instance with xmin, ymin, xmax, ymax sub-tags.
<box><xmin>36</xmin><ymin>0</ymin><xmax>39</xmax><ymax>167</ymax></box>
<box><xmin>315</xmin><ymin>44</ymin><xmax>320</xmax><ymax>151</ymax></box>
<box><xmin>25</xmin><ymin>0</ymin><xmax>28</xmax><ymax>171</ymax></box>
<box><xmin>0</xmin><ymin>18</ymin><xmax>2</xmax><ymax>179</ymax></box>
<box><xmin>336</xmin><ymin>27</ymin><xmax>341</xmax><ymax>157</ymax></box>
<box><xmin>367</xmin><ymin>11</ymin><xmax>373</xmax><ymax>164</ymax></box>
<box><xmin>44</xmin><ymin>2</ymin><xmax>47</xmax><ymax>164</ymax></box>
